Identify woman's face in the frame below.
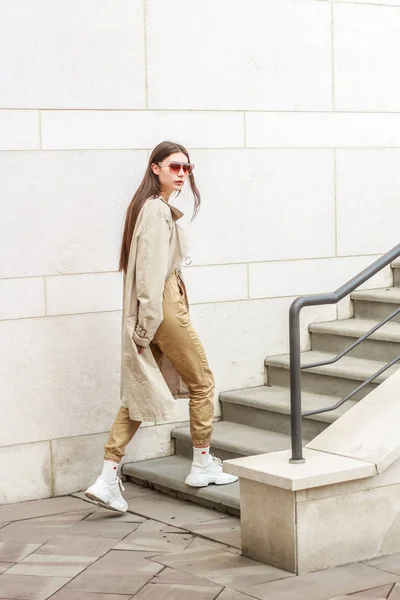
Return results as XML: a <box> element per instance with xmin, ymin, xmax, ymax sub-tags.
<box><xmin>152</xmin><ymin>152</ymin><xmax>191</xmax><ymax>196</ymax></box>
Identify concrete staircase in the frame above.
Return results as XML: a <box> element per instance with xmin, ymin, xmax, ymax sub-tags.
<box><xmin>123</xmin><ymin>259</ymin><xmax>400</xmax><ymax>515</ymax></box>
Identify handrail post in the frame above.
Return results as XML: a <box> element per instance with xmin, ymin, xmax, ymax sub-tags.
<box><xmin>289</xmin><ymin>300</ymin><xmax>305</xmax><ymax>464</ymax></box>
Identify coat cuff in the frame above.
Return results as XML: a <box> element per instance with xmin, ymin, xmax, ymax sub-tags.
<box><xmin>132</xmin><ymin>323</ymin><xmax>152</xmax><ymax>348</ymax></box>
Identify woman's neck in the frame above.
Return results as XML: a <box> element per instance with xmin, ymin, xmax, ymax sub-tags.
<box><xmin>160</xmin><ymin>190</ymin><xmax>171</xmax><ymax>202</ymax></box>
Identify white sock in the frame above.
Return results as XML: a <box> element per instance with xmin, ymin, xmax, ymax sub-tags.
<box><xmin>193</xmin><ymin>446</ymin><xmax>211</xmax><ymax>466</ymax></box>
<box><xmin>100</xmin><ymin>460</ymin><xmax>119</xmax><ymax>484</ymax></box>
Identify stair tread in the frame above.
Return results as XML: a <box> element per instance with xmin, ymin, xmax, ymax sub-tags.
<box><xmin>310</xmin><ymin>318</ymin><xmax>400</xmax><ymax>341</ymax></box>
<box><xmin>351</xmin><ymin>287</ymin><xmax>400</xmax><ymax>303</ymax></box>
<box><xmin>123</xmin><ymin>455</ymin><xmax>240</xmax><ymax>512</ymax></box>
<box><xmin>220</xmin><ymin>385</ymin><xmax>356</xmax><ymax>423</ymax></box>
<box><xmin>173</xmin><ymin>421</ymin><xmax>299</xmax><ymax>456</ymax></box>
<box><xmin>265</xmin><ymin>351</ymin><xmax>400</xmax><ymax>382</ymax></box>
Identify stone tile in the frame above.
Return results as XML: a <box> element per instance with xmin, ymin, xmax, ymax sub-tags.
<box><xmin>133</xmin><ymin>581</ymin><xmax>221</xmax><ymax>600</ymax></box>
<box><xmin>247</xmin><ymin>563</ymin><xmax>399</xmax><ymax>600</ymax></box>
<box><xmin>6</xmin><ymin>553</ymin><xmax>95</xmax><ymax>578</ymax></box>
<box><xmin>150</xmin><ymin>538</ymin><xmax>292</xmax><ymax>593</ymax></box>
<box><xmin>151</xmin><ymin>567</ymin><xmax>222</xmax><ymax>590</ymax></box>
<box><xmin>0</xmin><ymin>151</ymin><xmax>146</xmax><ymax>279</ymax></box>
<box><xmin>125</xmin><ymin>493</ymin><xmax>228</xmax><ymax>527</ymax></box>
<box><xmin>42</xmin><ymin>110</ymin><xmax>244</xmax><ymax>150</ymax></box>
<box><xmin>334</xmin><ymin>3</ymin><xmax>400</xmax><ymax>112</ymax></box>
<box><xmin>184</xmin><ymin>536</ymin><xmax>239</xmax><ymax>555</ymax></box>
<box><xmin>347</xmin><ymin>583</ymin><xmax>394</xmax><ymax>600</ymax></box>
<box><xmin>0</xmin><ymin>573</ymin><xmax>70</xmax><ymax>599</ymax></box>
<box><xmin>350</xmin><ymin>584</ymin><xmax>394</xmax><ymax>597</ymax></box>
<box><xmin>60</xmin><ymin>519</ymin><xmax>140</xmax><ymax>539</ymax></box>
<box><xmin>246</xmin><ymin>112</ymin><xmax>400</xmax><ymax>150</ymax></box>
<box><xmin>114</xmin><ymin>519</ymin><xmax>193</xmax><ymax>553</ymax></box>
<box><xmin>0</xmin><ymin>313</ymin><xmax>122</xmax><ymax>449</ymax></box>
<box><xmin>85</xmin><ymin>507</ymin><xmax>146</xmax><ymax>523</ymax></box>
<box><xmin>0</xmin><ymin>277</ymin><xmax>45</xmax><ymax>320</ymax></box>
<box><xmin>249</xmin><ymin>255</ymin><xmax>387</xmax><ymax>301</ymax></box>
<box><xmin>0</xmin><ymin>542</ymin><xmax>41</xmax><ymax>563</ymax></box>
<box><xmin>52</xmin><ymin>433</ymin><xmax>109</xmax><ymax>497</ymax></box>
<box><xmin>389</xmin><ymin>582</ymin><xmax>400</xmax><ymax>598</ymax></box>
<box><xmin>36</xmin><ymin>534</ymin><xmax>116</xmax><ymax>558</ymax></box>
<box><xmin>0</xmin><ymin>442</ymin><xmax>52</xmax><ymax>505</ymax></box>
<box><xmin>1</xmin><ymin>0</ymin><xmax>145</xmax><ymax>109</ymax></box>
<box><xmin>0</xmin><ymin>110</ymin><xmax>40</xmax><ymax>151</ymax></box>
<box><xmin>51</xmin><ymin>592</ymin><xmax>131</xmax><ymax>600</ymax></box>
<box><xmin>364</xmin><ymin>553</ymin><xmax>400</xmax><ymax>576</ymax></box>
<box><xmin>73</xmin><ymin>481</ymin><xmax>154</xmax><ymax>505</ymax></box>
<box><xmin>0</xmin><ymin>562</ymin><xmax>11</xmax><ymax>574</ymax></box>
<box><xmin>184</xmin><ymin>517</ymin><xmax>241</xmax><ymax>549</ymax></box>
<box><xmin>183</xmin><ymin>265</ymin><xmax>247</xmax><ymax>304</ymax></box>
<box><xmin>137</xmin><ymin>570</ymin><xmax>225</xmax><ymax>599</ymax></box>
<box><xmin>51</xmin><ymin>592</ymin><xmax>132</xmax><ymax>600</ymax></box>
<box><xmin>0</xmin><ymin>512</ymin><xmax>93</xmax><ymax>544</ymax></box>
<box><xmin>333</xmin><ymin>597</ymin><xmax>387</xmax><ymax>600</ymax></box>
<box><xmin>65</xmin><ymin>550</ymin><xmax>162</xmax><ymax>595</ymax></box>
<box><xmin>336</xmin><ymin>149</ymin><xmax>400</xmax><ymax>257</ymax></box>
<box><xmin>147</xmin><ymin>1</ymin><xmax>331</xmax><ymax>110</ymax></box>
<box><xmin>217</xmin><ymin>589</ymin><xmax>258</xmax><ymax>600</ymax></box>
<box><xmin>187</xmin><ymin>149</ymin><xmax>335</xmax><ymax>266</ymax></box>
<box><xmin>46</xmin><ymin>272</ymin><xmax>121</xmax><ymax>316</ymax></box>
<box><xmin>0</xmin><ymin>496</ymin><xmax>91</xmax><ymax>523</ymax></box>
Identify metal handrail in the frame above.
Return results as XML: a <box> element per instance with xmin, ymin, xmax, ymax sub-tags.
<box><xmin>289</xmin><ymin>243</ymin><xmax>400</xmax><ymax>464</ymax></box>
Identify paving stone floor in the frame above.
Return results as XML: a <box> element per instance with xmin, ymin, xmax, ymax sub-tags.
<box><xmin>1</xmin><ymin>482</ymin><xmax>400</xmax><ymax>599</ymax></box>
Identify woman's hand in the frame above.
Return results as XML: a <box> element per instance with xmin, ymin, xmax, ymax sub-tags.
<box><xmin>135</xmin><ymin>343</ymin><xmax>145</xmax><ymax>355</ymax></box>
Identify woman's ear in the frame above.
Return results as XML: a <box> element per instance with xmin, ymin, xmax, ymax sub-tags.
<box><xmin>151</xmin><ymin>163</ymin><xmax>160</xmax><ymax>175</ymax></box>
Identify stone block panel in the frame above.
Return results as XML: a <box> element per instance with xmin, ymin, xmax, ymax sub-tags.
<box><xmin>0</xmin><ymin>0</ymin><xmax>145</xmax><ymax>108</ymax></box>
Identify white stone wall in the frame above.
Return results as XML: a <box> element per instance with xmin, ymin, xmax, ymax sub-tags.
<box><xmin>1</xmin><ymin>0</ymin><xmax>399</xmax><ymax>504</ymax></box>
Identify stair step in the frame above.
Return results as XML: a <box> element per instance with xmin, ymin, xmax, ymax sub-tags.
<box><xmin>220</xmin><ymin>385</ymin><xmax>355</xmax><ymax>439</ymax></box>
<box><xmin>310</xmin><ymin>318</ymin><xmax>400</xmax><ymax>362</ymax></box>
<box><xmin>392</xmin><ymin>259</ymin><xmax>400</xmax><ymax>286</ymax></box>
<box><xmin>351</xmin><ymin>288</ymin><xmax>400</xmax><ymax>322</ymax></box>
<box><xmin>351</xmin><ymin>287</ymin><xmax>400</xmax><ymax>304</ymax></box>
<box><xmin>265</xmin><ymin>351</ymin><xmax>400</xmax><ymax>400</ymax></box>
<box><xmin>123</xmin><ymin>455</ymin><xmax>240</xmax><ymax>515</ymax></box>
<box><xmin>173</xmin><ymin>421</ymin><xmax>296</xmax><ymax>461</ymax></box>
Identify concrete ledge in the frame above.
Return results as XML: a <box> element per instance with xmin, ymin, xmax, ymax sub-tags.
<box><xmin>224</xmin><ymin>448</ymin><xmax>376</xmax><ymax>491</ymax></box>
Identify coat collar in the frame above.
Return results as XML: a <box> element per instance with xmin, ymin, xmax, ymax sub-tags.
<box><xmin>158</xmin><ymin>196</ymin><xmax>184</xmax><ymax>222</ymax></box>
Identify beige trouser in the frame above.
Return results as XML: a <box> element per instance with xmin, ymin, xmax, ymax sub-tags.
<box><xmin>104</xmin><ymin>271</ymin><xmax>215</xmax><ymax>462</ymax></box>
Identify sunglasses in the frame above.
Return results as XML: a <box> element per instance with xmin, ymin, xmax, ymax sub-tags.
<box><xmin>158</xmin><ymin>161</ymin><xmax>194</xmax><ymax>175</ymax></box>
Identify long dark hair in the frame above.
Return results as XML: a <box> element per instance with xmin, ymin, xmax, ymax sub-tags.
<box><xmin>119</xmin><ymin>141</ymin><xmax>200</xmax><ymax>273</ymax></box>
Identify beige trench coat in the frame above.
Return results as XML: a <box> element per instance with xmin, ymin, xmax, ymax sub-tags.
<box><xmin>120</xmin><ymin>196</ymin><xmax>190</xmax><ymax>422</ymax></box>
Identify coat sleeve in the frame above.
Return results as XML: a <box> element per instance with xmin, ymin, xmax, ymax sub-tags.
<box><xmin>132</xmin><ymin>205</ymin><xmax>170</xmax><ymax>347</ymax></box>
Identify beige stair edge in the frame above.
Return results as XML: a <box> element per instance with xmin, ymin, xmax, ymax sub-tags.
<box><xmin>265</xmin><ymin>351</ymin><xmax>400</xmax><ymax>383</ymax></box>
<box><xmin>220</xmin><ymin>386</ymin><xmax>356</xmax><ymax>424</ymax></box>
<box><xmin>351</xmin><ymin>287</ymin><xmax>400</xmax><ymax>303</ymax></box>
<box><xmin>310</xmin><ymin>318</ymin><xmax>400</xmax><ymax>342</ymax></box>
<box><xmin>123</xmin><ymin>455</ymin><xmax>240</xmax><ymax>514</ymax></box>
<box><xmin>173</xmin><ymin>421</ymin><xmax>300</xmax><ymax>456</ymax></box>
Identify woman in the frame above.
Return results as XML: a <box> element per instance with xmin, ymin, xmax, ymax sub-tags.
<box><xmin>85</xmin><ymin>141</ymin><xmax>238</xmax><ymax>513</ymax></box>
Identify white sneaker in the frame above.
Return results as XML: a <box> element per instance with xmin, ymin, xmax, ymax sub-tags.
<box><xmin>85</xmin><ymin>475</ymin><xmax>128</xmax><ymax>513</ymax></box>
<box><xmin>185</xmin><ymin>456</ymin><xmax>238</xmax><ymax>488</ymax></box>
